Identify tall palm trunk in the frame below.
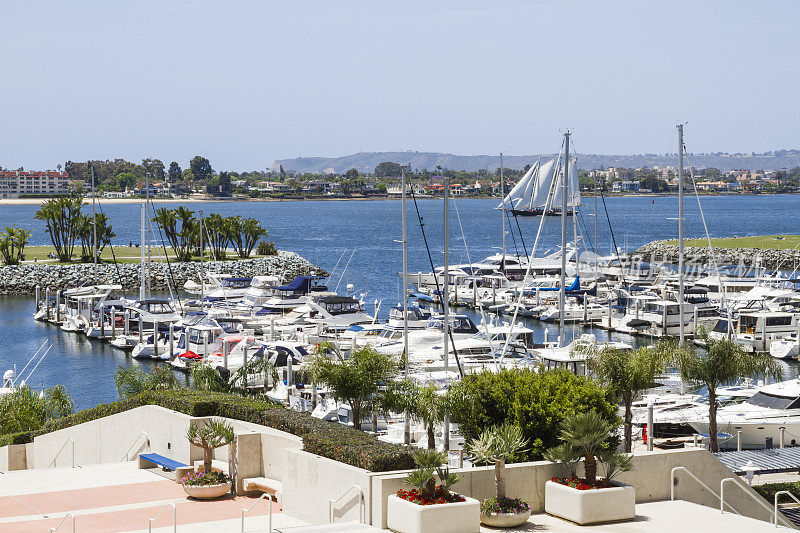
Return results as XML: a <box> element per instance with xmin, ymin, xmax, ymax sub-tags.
<box><xmin>708</xmin><ymin>390</ymin><xmax>719</xmax><ymax>453</ymax></box>
<box><xmin>624</xmin><ymin>399</ymin><xmax>633</xmax><ymax>453</ymax></box>
<box><xmin>427</xmin><ymin>424</ymin><xmax>436</xmax><ymax>449</ymax></box>
<box><xmin>352</xmin><ymin>403</ymin><xmax>361</xmax><ymax>431</ymax></box>
<box><xmin>495</xmin><ymin>459</ymin><xmax>506</xmax><ymax>500</ymax></box>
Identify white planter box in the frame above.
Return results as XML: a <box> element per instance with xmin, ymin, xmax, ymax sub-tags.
<box><xmin>387</xmin><ymin>493</ymin><xmax>480</xmax><ymax>533</ymax></box>
<box><xmin>545</xmin><ymin>480</ymin><xmax>635</xmax><ymax>525</ymax></box>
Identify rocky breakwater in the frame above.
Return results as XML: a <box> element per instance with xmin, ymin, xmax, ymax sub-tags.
<box><xmin>635</xmin><ymin>240</ymin><xmax>800</xmax><ymax>271</ymax></box>
<box><xmin>0</xmin><ymin>251</ymin><xmax>327</xmax><ymax>295</ymax></box>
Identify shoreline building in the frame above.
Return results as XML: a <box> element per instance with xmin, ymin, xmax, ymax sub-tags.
<box><xmin>0</xmin><ymin>170</ymin><xmax>70</xmax><ymax>198</ymax></box>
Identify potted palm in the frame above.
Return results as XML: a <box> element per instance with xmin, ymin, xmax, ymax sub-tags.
<box><xmin>387</xmin><ymin>449</ymin><xmax>480</xmax><ymax>533</ymax></box>
<box><xmin>466</xmin><ymin>424</ymin><xmax>531</xmax><ymax>527</ymax></box>
<box><xmin>181</xmin><ymin>418</ymin><xmax>235</xmax><ymax>500</ymax></box>
<box><xmin>544</xmin><ymin>411</ymin><xmax>634</xmax><ymax>525</ymax></box>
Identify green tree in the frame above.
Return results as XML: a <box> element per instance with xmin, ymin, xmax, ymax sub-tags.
<box><xmin>670</xmin><ymin>338</ymin><xmax>782</xmax><ymax>452</ymax></box>
<box><xmin>308</xmin><ymin>343</ymin><xmax>398</xmax><ymax>430</ymax></box>
<box><xmin>190</xmin><ymin>156</ymin><xmax>213</xmax><ymax>181</ymax></box>
<box><xmin>116</xmin><ymin>172</ymin><xmax>137</xmax><ymax>191</ymax></box>
<box><xmin>186</xmin><ymin>419</ymin><xmax>235</xmax><ymax>475</ymax></box>
<box><xmin>34</xmin><ymin>196</ymin><xmax>83</xmax><ymax>262</ymax></box>
<box><xmin>556</xmin><ymin>411</ymin><xmax>612</xmax><ymax>484</ymax></box>
<box><xmin>403</xmin><ymin>449</ymin><xmax>460</xmax><ymax>501</ymax></box>
<box><xmin>0</xmin><ymin>385</ymin><xmax>74</xmax><ymax>435</ymax></box>
<box><xmin>141</xmin><ymin>158</ymin><xmax>165</xmax><ymax>180</ymax></box>
<box><xmin>447</xmin><ymin>368</ymin><xmax>616</xmax><ymax>460</ymax></box>
<box><xmin>152</xmin><ymin>207</ymin><xmax>196</xmax><ymax>261</ymax></box>
<box><xmin>114</xmin><ymin>365</ymin><xmax>179</xmax><ymax>398</ymax></box>
<box><xmin>0</xmin><ymin>225</ymin><xmax>32</xmax><ymax>265</ymax></box>
<box><xmin>590</xmin><ymin>346</ymin><xmax>665</xmax><ymax>452</ymax></box>
<box><xmin>227</xmin><ymin>216</ymin><xmax>267</xmax><ymax>259</ymax></box>
<box><xmin>381</xmin><ymin>381</ymin><xmax>446</xmax><ymax>449</ymax></box>
<box><xmin>167</xmin><ymin>162</ymin><xmax>182</xmax><ymax>182</ymax></box>
<box><xmin>374</xmin><ymin>161</ymin><xmax>402</xmax><ymax>177</ymax></box>
<box><xmin>202</xmin><ymin>213</ymin><xmax>230</xmax><ymax>260</ymax></box>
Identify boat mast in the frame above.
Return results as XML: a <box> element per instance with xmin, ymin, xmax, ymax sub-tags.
<box><xmin>500</xmin><ymin>153</ymin><xmax>505</xmax><ymax>270</ymax></box>
<box><xmin>442</xmin><ymin>174</ymin><xmax>450</xmax><ymax>451</ymax></box>
<box><xmin>139</xmin><ymin>186</ymin><xmax>146</xmax><ymax>302</ymax></box>
<box><xmin>594</xmin><ymin>172</ymin><xmax>598</xmax><ymax>282</ymax></box>
<box><xmin>145</xmin><ymin>171</ymin><xmax>151</xmax><ymax>299</ymax></box>
<box><xmin>91</xmin><ymin>162</ymin><xmax>97</xmax><ymax>282</ymax></box>
<box><xmin>559</xmin><ymin>132</ymin><xmax>570</xmax><ymax>345</ymax></box>
<box><xmin>401</xmin><ymin>166</ymin><xmax>410</xmax><ymax>445</ymax></box>
<box><xmin>199</xmin><ymin>209</ymin><xmax>205</xmax><ymax>308</ymax></box>
<box><xmin>677</xmin><ymin>124</ymin><xmax>685</xmax><ymax>344</ymax></box>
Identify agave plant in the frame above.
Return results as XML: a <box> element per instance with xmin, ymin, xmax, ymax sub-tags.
<box><xmin>466</xmin><ymin>424</ymin><xmax>527</xmax><ymax>501</ymax></box>
<box><xmin>186</xmin><ymin>418</ymin><xmax>236</xmax><ymax>476</ymax></box>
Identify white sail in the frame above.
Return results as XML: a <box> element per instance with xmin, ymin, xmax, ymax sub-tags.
<box><xmin>524</xmin><ymin>158</ymin><xmax>556</xmax><ymax>210</ymax></box>
<box><xmin>514</xmin><ymin>161</ymin><xmax>540</xmax><ymax>210</ymax></box>
<box><xmin>498</xmin><ymin>163</ymin><xmax>535</xmax><ymax>209</ymax></box>
<box><xmin>551</xmin><ymin>158</ymin><xmax>581</xmax><ymax>209</ymax></box>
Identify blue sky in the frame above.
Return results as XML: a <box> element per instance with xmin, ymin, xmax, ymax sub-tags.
<box><xmin>1</xmin><ymin>1</ymin><xmax>797</xmax><ymax>171</ymax></box>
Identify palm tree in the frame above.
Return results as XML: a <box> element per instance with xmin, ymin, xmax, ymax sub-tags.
<box><xmin>34</xmin><ymin>196</ymin><xmax>83</xmax><ymax>262</ymax></box>
<box><xmin>590</xmin><ymin>345</ymin><xmax>665</xmax><ymax>452</ymax></box>
<box><xmin>670</xmin><ymin>337</ymin><xmax>781</xmax><ymax>452</ymax></box>
<box><xmin>557</xmin><ymin>411</ymin><xmax>612</xmax><ymax>483</ymax></box>
<box><xmin>381</xmin><ymin>380</ymin><xmax>447</xmax><ymax>448</ymax></box>
<box><xmin>403</xmin><ymin>449</ymin><xmax>460</xmax><ymax>501</ymax></box>
<box><xmin>466</xmin><ymin>424</ymin><xmax>528</xmax><ymax>501</ymax></box>
<box><xmin>186</xmin><ymin>419</ymin><xmax>236</xmax><ymax>475</ymax></box>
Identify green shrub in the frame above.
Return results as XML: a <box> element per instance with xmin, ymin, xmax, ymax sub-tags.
<box><xmin>256</xmin><ymin>240</ymin><xmax>277</xmax><ymax>256</ymax></box>
<box><xmin>448</xmin><ymin>368</ymin><xmax>617</xmax><ymax>460</ymax></box>
<box><xmin>754</xmin><ymin>482</ymin><xmax>800</xmax><ymax>503</ymax></box>
<box><xmin>0</xmin><ymin>389</ymin><xmax>413</xmax><ymax>472</ymax></box>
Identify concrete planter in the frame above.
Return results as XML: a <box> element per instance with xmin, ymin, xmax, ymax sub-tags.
<box><xmin>387</xmin><ymin>493</ymin><xmax>480</xmax><ymax>533</ymax></box>
<box><xmin>182</xmin><ymin>482</ymin><xmax>231</xmax><ymax>500</ymax></box>
<box><xmin>480</xmin><ymin>509</ymin><xmax>531</xmax><ymax>527</ymax></box>
<box><xmin>545</xmin><ymin>480</ymin><xmax>635</xmax><ymax>525</ymax></box>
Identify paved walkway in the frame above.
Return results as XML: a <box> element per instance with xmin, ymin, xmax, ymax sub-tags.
<box><xmin>0</xmin><ymin>462</ymin><xmax>306</xmax><ymax>532</ymax></box>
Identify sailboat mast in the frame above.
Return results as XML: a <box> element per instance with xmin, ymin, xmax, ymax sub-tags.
<box><xmin>139</xmin><ymin>195</ymin><xmax>146</xmax><ymax>302</ymax></box>
<box><xmin>594</xmin><ymin>173</ymin><xmax>598</xmax><ymax>281</ymax></box>
<box><xmin>500</xmin><ymin>153</ymin><xmax>506</xmax><ymax>269</ymax></box>
<box><xmin>199</xmin><ymin>209</ymin><xmax>205</xmax><ymax>308</ymax></box>
<box><xmin>559</xmin><ymin>132</ymin><xmax>570</xmax><ymax>345</ymax></box>
<box><xmin>677</xmin><ymin>124</ymin><xmax>685</xmax><ymax>343</ymax></box>
<box><xmin>401</xmin><ymin>166</ymin><xmax>410</xmax><ymax>444</ymax></box>
<box><xmin>442</xmin><ymin>174</ymin><xmax>451</xmax><ymax>451</ymax></box>
<box><xmin>91</xmin><ymin>162</ymin><xmax>97</xmax><ymax>282</ymax></box>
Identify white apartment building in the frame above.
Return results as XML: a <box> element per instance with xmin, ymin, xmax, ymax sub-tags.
<box><xmin>0</xmin><ymin>170</ymin><xmax>71</xmax><ymax>198</ymax></box>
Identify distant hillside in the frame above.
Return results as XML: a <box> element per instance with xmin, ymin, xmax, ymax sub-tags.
<box><xmin>271</xmin><ymin>150</ymin><xmax>800</xmax><ymax>174</ymax></box>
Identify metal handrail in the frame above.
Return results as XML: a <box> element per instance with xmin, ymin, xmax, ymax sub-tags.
<box><xmin>49</xmin><ymin>438</ymin><xmax>75</xmax><ymax>468</ymax></box>
<box><xmin>328</xmin><ymin>484</ymin><xmax>364</xmax><ymax>524</ymax></box>
<box><xmin>241</xmin><ymin>492</ymin><xmax>274</xmax><ymax>533</ymax></box>
<box><xmin>774</xmin><ymin>490</ymin><xmax>800</xmax><ymax>528</ymax></box>
<box><xmin>121</xmin><ymin>431</ymin><xmax>149</xmax><ymax>461</ymax></box>
<box><xmin>147</xmin><ymin>502</ymin><xmax>176</xmax><ymax>533</ymax></box>
<box><xmin>50</xmin><ymin>512</ymin><xmax>75</xmax><ymax>532</ymax></box>
<box><xmin>721</xmin><ymin>478</ymin><xmax>794</xmax><ymax>528</ymax></box>
<box><xmin>670</xmin><ymin>467</ymin><xmax>739</xmax><ymax>514</ymax></box>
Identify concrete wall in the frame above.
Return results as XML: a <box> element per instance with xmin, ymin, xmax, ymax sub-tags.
<box><xmin>282</xmin><ymin>448</ymin><xmax>372</xmax><ymax>525</ymax></box>
<box><xmin>370</xmin><ymin>447</ymin><xmax>788</xmax><ymax>529</ymax></box>
<box><xmin>0</xmin><ymin>444</ymin><xmax>28</xmax><ymax>471</ymax></box>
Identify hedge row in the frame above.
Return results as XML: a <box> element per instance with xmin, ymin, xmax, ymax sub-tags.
<box><xmin>0</xmin><ymin>390</ymin><xmax>414</xmax><ymax>472</ymax></box>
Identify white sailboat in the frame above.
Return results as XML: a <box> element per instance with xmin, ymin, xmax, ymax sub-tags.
<box><xmin>499</xmin><ymin>157</ymin><xmax>580</xmax><ymax>216</ymax></box>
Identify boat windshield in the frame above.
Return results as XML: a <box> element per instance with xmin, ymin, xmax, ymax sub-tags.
<box><xmin>747</xmin><ymin>391</ymin><xmax>800</xmax><ymax>410</ymax></box>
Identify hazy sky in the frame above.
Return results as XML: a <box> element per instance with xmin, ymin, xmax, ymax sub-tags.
<box><xmin>1</xmin><ymin>1</ymin><xmax>797</xmax><ymax>171</ymax></box>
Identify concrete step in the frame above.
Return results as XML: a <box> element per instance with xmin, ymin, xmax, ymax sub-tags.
<box><xmin>275</xmin><ymin>522</ymin><xmax>382</xmax><ymax>533</ymax></box>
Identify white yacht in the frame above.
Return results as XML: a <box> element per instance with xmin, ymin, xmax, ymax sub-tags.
<box><xmin>533</xmin><ymin>333</ymin><xmax>633</xmax><ymax>376</ymax></box>
<box><xmin>732</xmin><ymin>311</ymin><xmax>799</xmax><ymax>353</ymax></box>
<box><xmin>688</xmin><ymin>379</ymin><xmax>800</xmax><ymax>448</ymax></box>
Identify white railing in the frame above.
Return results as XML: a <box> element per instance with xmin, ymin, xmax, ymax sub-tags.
<box><xmin>121</xmin><ymin>431</ymin><xmax>149</xmax><ymax>461</ymax></box>
<box><xmin>50</xmin><ymin>512</ymin><xmax>75</xmax><ymax>532</ymax></box>
<box><xmin>328</xmin><ymin>484</ymin><xmax>364</xmax><ymax>524</ymax></box>
<box><xmin>670</xmin><ymin>466</ymin><xmax>738</xmax><ymax>513</ymax></box>
<box><xmin>720</xmin><ymin>478</ymin><xmax>794</xmax><ymax>528</ymax></box>
<box><xmin>147</xmin><ymin>502</ymin><xmax>176</xmax><ymax>533</ymax></box>
<box><xmin>241</xmin><ymin>492</ymin><xmax>274</xmax><ymax>533</ymax></box>
<box><xmin>774</xmin><ymin>491</ymin><xmax>800</xmax><ymax>528</ymax></box>
<box><xmin>49</xmin><ymin>438</ymin><xmax>75</xmax><ymax>468</ymax></box>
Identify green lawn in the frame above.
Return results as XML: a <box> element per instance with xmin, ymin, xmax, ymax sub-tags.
<box><xmin>664</xmin><ymin>235</ymin><xmax>800</xmax><ymax>250</ymax></box>
<box><xmin>20</xmin><ymin>246</ymin><xmax>268</xmax><ymax>264</ymax></box>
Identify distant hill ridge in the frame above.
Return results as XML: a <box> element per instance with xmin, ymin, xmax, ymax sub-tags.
<box><xmin>271</xmin><ymin>150</ymin><xmax>800</xmax><ymax>174</ymax></box>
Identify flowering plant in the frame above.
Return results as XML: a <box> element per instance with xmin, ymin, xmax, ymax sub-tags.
<box><xmin>396</xmin><ymin>486</ymin><xmax>466</xmax><ymax>505</ymax></box>
<box><xmin>480</xmin><ymin>496</ymin><xmax>530</xmax><ymax>515</ymax></box>
<box><xmin>181</xmin><ymin>470</ymin><xmax>231</xmax><ymax>487</ymax></box>
<box><xmin>549</xmin><ymin>476</ymin><xmax>612</xmax><ymax>490</ymax></box>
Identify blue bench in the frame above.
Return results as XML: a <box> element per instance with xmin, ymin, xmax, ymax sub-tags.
<box><xmin>138</xmin><ymin>452</ymin><xmax>192</xmax><ymax>481</ymax></box>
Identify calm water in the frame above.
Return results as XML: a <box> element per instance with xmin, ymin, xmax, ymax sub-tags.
<box><xmin>1</xmin><ymin>194</ymin><xmax>798</xmax><ymax>409</ymax></box>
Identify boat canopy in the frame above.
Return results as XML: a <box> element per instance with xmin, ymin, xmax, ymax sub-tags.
<box><xmin>275</xmin><ymin>276</ymin><xmax>327</xmax><ymax>294</ymax></box>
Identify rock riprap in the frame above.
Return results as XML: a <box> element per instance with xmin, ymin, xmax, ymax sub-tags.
<box><xmin>0</xmin><ymin>251</ymin><xmax>326</xmax><ymax>295</ymax></box>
